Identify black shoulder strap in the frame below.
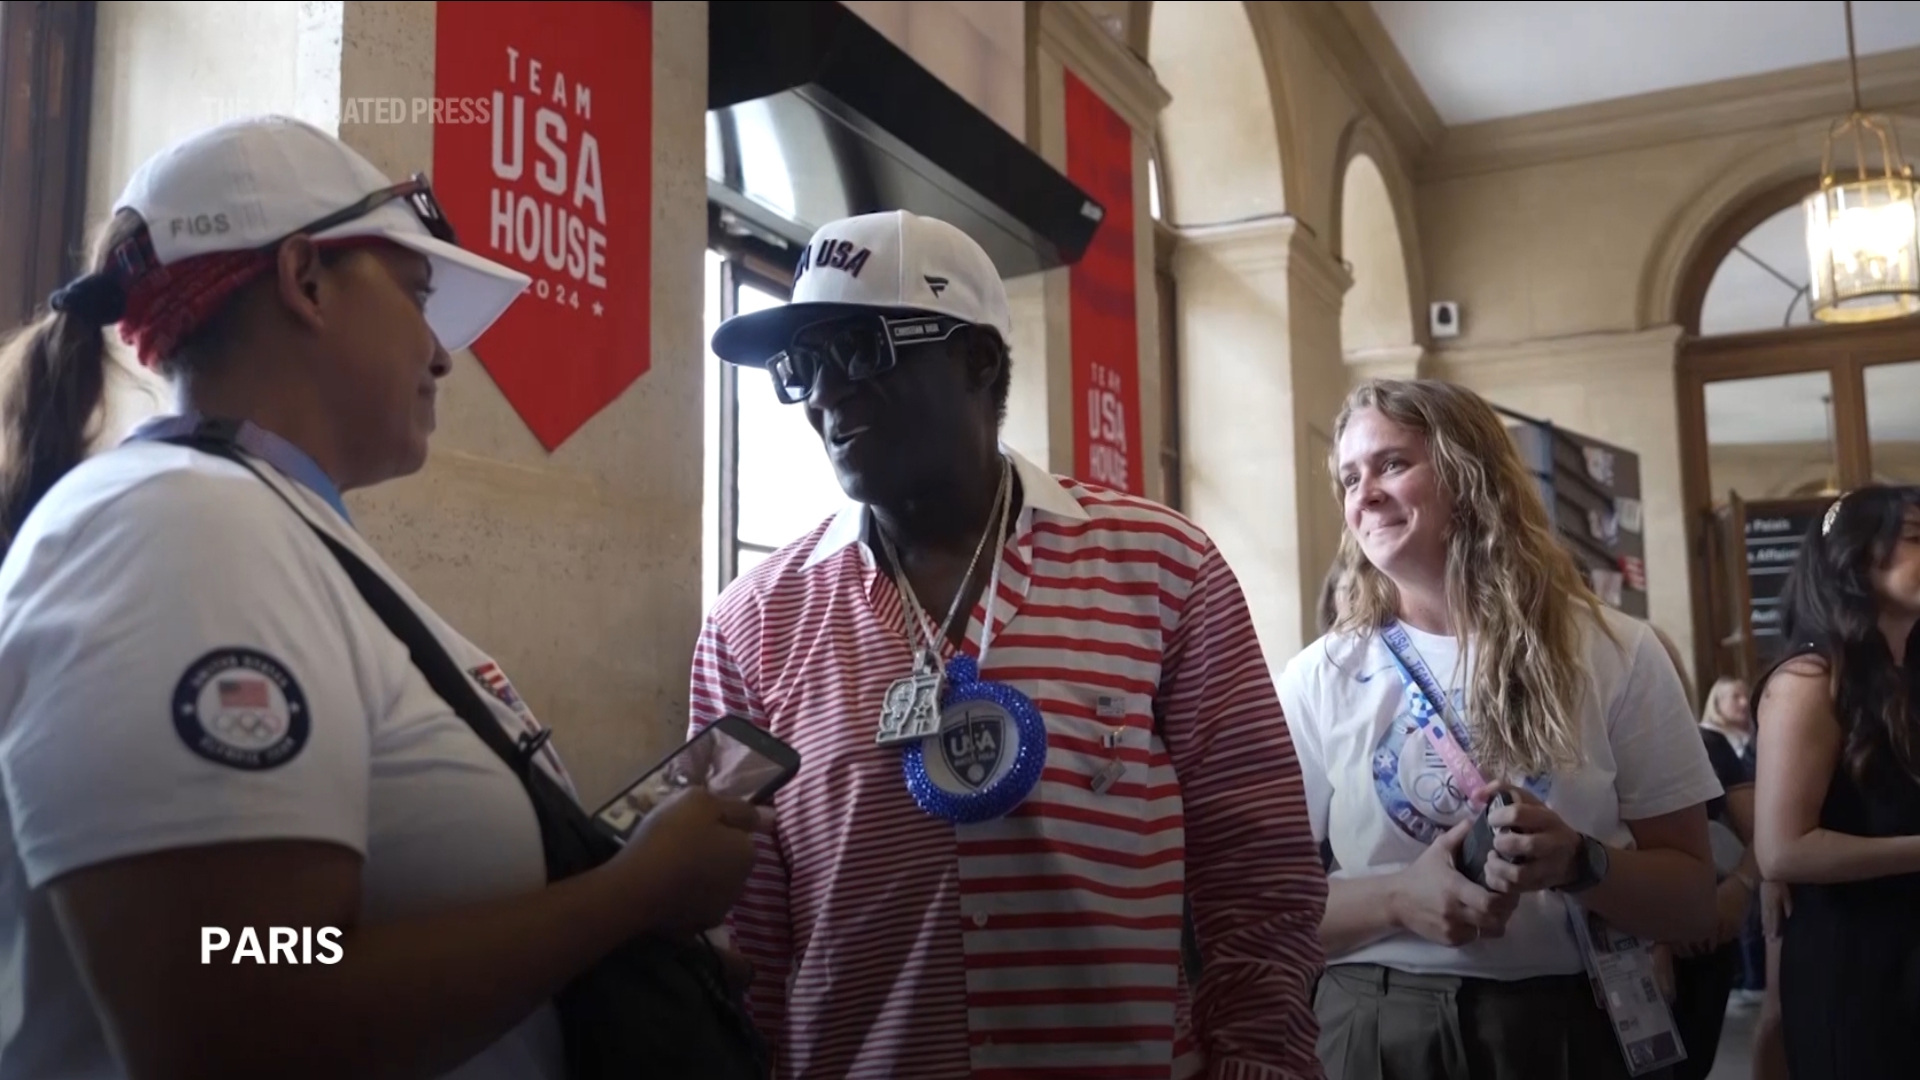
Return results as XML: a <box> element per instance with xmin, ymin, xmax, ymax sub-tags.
<box><xmin>158</xmin><ymin>430</ymin><xmax>772</xmax><ymax>1078</ymax></box>
<box><xmin>159</xmin><ymin>427</ymin><xmax>554</xmax><ymax>781</ymax></box>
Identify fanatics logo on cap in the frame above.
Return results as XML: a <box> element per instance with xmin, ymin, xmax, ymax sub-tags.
<box><xmin>924</xmin><ymin>275</ymin><xmax>949</xmax><ymax>297</ymax></box>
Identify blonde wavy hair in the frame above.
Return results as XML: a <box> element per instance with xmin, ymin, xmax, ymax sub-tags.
<box><xmin>1327</xmin><ymin>378</ymin><xmax>1613</xmax><ymax>779</ymax></box>
<box><xmin>1701</xmin><ymin>676</ymin><xmax>1747</xmax><ymax>729</ymax></box>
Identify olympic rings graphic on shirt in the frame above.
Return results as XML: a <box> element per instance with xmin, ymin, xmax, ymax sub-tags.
<box><xmin>173</xmin><ymin>649</ymin><xmax>311</xmax><ymax>772</ymax></box>
<box><xmin>212</xmin><ymin>709</ymin><xmax>285</xmax><ymax>742</ymax></box>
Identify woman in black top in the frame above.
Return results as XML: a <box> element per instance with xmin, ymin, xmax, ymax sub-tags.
<box><xmin>1754</xmin><ymin>485</ymin><xmax>1920</xmax><ymax>1079</ymax></box>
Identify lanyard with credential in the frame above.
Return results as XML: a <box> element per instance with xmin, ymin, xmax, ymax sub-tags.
<box><xmin>1379</xmin><ymin>621</ymin><xmax>1488</xmax><ymax>801</ymax></box>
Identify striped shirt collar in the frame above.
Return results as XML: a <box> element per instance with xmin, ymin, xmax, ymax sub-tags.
<box><xmin>802</xmin><ymin>445</ymin><xmax>1089</xmax><ymax>572</ymax></box>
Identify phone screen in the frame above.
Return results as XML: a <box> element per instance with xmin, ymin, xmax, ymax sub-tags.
<box><xmin>593</xmin><ymin>720</ymin><xmax>792</xmax><ymax>841</ymax></box>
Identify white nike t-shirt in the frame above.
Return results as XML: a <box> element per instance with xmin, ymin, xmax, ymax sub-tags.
<box><xmin>1277</xmin><ymin>606</ymin><xmax>1723</xmax><ymax>980</ymax></box>
<box><xmin>0</xmin><ymin>441</ymin><xmax>570</xmax><ymax>1080</ymax></box>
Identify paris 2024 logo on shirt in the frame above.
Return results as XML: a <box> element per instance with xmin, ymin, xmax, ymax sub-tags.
<box><xmin>1363</xmin><ymin>665</ymin><xmax>1551</xmax><ymax>845</ymax></box>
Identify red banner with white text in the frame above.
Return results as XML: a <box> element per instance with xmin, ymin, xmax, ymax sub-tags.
<box><xmin>1064</xmin><ymin>70</ymin><xmax>1143</xmax><ymax>496</ymax></box>
<box><xmin>433</xmin><ymin>1</ymin><xmax>653</xmax><ymax>452</ymax></box>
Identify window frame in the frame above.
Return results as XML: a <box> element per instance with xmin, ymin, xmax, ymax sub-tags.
<box><xmin>1676</xmin><ymin>174</ymin><xmax>1920</xmax><ymax>684</ymax></box>
<box><xmin>708</xmin><ymin>232</ymin><xmax>795</xmax><ymax>591</ymax></box>
<box><xmin>0</xmin><ymin>0</ymin><xmax>97</xmax><ymax>327</ymax></box>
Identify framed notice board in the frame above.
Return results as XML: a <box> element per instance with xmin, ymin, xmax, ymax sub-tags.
<box><xmin>1707</xmin><ymin>495</ymin><xmax>1829</xmax><ymax>682</ymax></box>
<box><xmin>1502</xmin><ymin>410</ymin><xmax>1649</xmax><ymax>620</ymax></box>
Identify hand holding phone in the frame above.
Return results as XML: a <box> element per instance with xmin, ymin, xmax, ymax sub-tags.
<box><xmin>1457</xmin><ymin>791</ymin><xmax>1515</xmax><ymax>889</ymax></box>
<box><xmin>593</xmin><ymin>715</ymin><xmax>801</xmax><ymax>843</ymax></box>
<box><xmin>610</xmin><ymin>785</ymin><xmax>762</xmax><ymax>935</ymax></box>
<box><xmin>1394</xmin><ymin>815</ymin><xmax>1521</xmax><ymax>947</ymax></box>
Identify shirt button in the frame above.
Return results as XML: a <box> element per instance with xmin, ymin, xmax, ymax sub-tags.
<box><xmin>972</xmin><ymin>912</ymin><xmax>989</xmax><ymax>928</ymax></box>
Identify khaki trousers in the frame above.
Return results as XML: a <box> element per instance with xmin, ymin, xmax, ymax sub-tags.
<box><xmin>1314</xmin><ymin>963</ymin><xmax>1676</xmax><ymax>1080</ymax></box>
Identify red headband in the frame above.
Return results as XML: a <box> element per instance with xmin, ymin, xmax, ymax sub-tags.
<box><xmin>117</xmin><ymin>249</ymin><xmax>276</xmax><ymax>368</ymax></box>
<box><xmin>113</xmin><ymin>235</ymin><xmax>391</xmax><ymax>367</ymax></box>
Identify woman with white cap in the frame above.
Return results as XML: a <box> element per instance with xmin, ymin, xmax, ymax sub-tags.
<box><xmin>0</xmin><ymin>116</ymin><xmax>761</xmax><ymax>1079</ymax></box>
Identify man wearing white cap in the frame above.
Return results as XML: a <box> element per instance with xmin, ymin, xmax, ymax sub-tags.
<box><xmin>0</xmin><ymin>116</ymin><xmax>764</xmax><ymax>1079</ymax></box>
<box><xmin>695</xmin><ymin>209</ymin><xmax>1327</xmax><ymax>1079</ymax></box>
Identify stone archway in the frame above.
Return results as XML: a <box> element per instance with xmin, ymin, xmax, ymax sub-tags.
<box><xmin>1146</xmin><ymin>0</ymin><xmax>1290</xmax><ymax>226</ymax></box>
<box><xmin>1146</xmin><ymin>0</ymin><xmax>1343</xmax><ymax>659</ymax></box>
<box><xmin>1641</xmin><ymin>114</ymin><xmax>1920</xmax><ymax>330</ymax></box>
<box><xmin>1656</xmin><ymin>114</ymin><xmax>1920</xmax><ymax>681</ymax></box>
<box><xmin>1334</xmin><ymin>156</ymin><xmax>1421</xmax><ymax>394</ymax></box>
<box><xmin>1330</xmin><ymin>116</ymin><xmax>1425</xmax><ymax>376</ymax></box>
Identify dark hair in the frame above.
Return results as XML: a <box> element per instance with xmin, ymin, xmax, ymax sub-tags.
<box><xmin>0</xmin><ymin>210</ymin><xmax>307</xmax><ymax>554</ymax></box>
<box><xmin>1773</xmin><ymin>484</ymin><xmax>1920</xmax><ymax>787</ymax></box>
<box><xmin>0</xmin><ymin>210</ymin><xmax>150</xmax><ymax>553</ymax></box>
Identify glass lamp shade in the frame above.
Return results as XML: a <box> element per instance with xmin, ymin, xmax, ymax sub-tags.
<box><xmin>1804</xmin><ymin>175</ymin><xmax>1920</xmax><ymax>324</ymax></box>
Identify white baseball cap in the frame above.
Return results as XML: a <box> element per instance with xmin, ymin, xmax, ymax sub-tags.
<box><xmin>112</xmin><ymin>114</ymin><xmax>530</xmax><ymax>352</ymax></box>
<box><xmin>710</xmin><ymin>210</ymin><xmax>1012</xmax><ymax>367</ymax></box>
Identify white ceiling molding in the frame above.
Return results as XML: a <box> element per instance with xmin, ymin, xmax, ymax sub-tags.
<box><xmin>1421</xmin><ymin>46</ymin><xmax>1920</xmax><ymax>182</ymax></box>
<box><xmin>1372</xmin><ymin>1</ymin><xmax>1920</xmax><ymax>125</ymax></box>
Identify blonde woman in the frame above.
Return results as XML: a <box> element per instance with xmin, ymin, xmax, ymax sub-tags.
<box><xmin>1701</xmin><ymin>678</ymin><xmax>1753</xmax><ymax>759</ymax></box>
<box><xmin>1278</xmin><ymin>378</ymin><xmax>1722</xmax><ymax>1080</ymax></box>
<box><xmin>1681</xmin><ymin>673</ymin><xmax>1790</xmax><ymax>1079</ymax></box>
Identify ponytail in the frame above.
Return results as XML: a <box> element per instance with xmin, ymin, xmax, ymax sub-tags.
<box><xmin>0</xmin><ymin>313</ymin><xmax>111</xmax><ymax>550</ymax></box>
<box><xmin>0</xmin><ymin>209</ymin><xmax>145</xmax><ymax>554</ymax></box>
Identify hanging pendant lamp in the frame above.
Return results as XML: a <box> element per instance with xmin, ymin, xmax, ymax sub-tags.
<box><xmin>1804</xmin><ymin>1</ymin><xmax>1920</xmax><ymax>323</ymax></box>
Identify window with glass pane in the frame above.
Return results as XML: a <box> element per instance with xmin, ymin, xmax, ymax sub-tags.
<box><xmin>1147</xmin><ymin>153</ymin><xmax>1163</xmax><ymax>222</ymax></box>
<box><xmin>1864</xmin><ymin>360</ymin><xmax>1920</xmax><ymax>484</ymax></box>
<box><xmin>701</xmin><ymin>250</ymin><xmax>726</xmax><ymax>609</ymax></box>
<box><xmin>1697</xmin><ymin>206</ymin><xmax>1818</xmax><ymax>336</ymax></box>
<box><xmin>1705</xmin><ymin>371</ymin><xmax>1841</xmax><ymax>502</ymax></box>
<box><xmin>702</xmin><ymin>253</ymin><xmax>849</xmax><ymax>594</ymax></box>
<box><xmin>733</xmin><ymin>280</ymin><xmax>848</xmax><ymax>559</ymax></box>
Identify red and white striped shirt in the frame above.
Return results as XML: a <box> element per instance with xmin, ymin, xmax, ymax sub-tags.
<box><xmin>690</xmin><ymin>450</ymin><xmax>1326</xmax><ymax>1080</ymax></box>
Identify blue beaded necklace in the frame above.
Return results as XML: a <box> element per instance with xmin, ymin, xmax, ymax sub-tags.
<box><xmin>877</xmin><ymin>457</ymin><xmax>1048</xmax><ymax>824</ymax></box>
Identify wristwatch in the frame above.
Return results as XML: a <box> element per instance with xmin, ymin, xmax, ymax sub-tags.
<box><xmin>1560</xmin><ymin>834</ymin><xmax>1610</xmax><ymax>893</ymax></box>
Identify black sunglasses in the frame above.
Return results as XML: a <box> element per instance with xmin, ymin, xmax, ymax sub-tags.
<box><xmin>265</xmin><ymin>172</ymin><xmax>457</xmax><ymax>249</ymax></box>
<box><xmin>768</xmin><ymin>313</ymin><xmax>972</xmax><ymax>405</ymax></box>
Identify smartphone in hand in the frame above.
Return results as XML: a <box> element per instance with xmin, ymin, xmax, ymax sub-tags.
<box><xmin>591</xmin><ymin>715</ymin><xmax>800</xmax><ymax>842</ymax></box>
<box><xmin>1457</xmin><ymin>790</ymin><xmax>1515</xmax><ymax>888</ymax></box>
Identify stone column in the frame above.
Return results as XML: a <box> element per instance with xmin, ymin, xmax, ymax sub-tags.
<box><xmin>322</xmin><ymin>1</ymin><xmax>712</xmax><ymax>805</ymax></box>
<box><xmin>1285</xmin><ymin>223</ymin><xmax>1356</xmax><ymax>649</ymax></box>
<box><xmin>1174</xmin><ymin>217</ymin><xmax>1353</xmax><ymax>667</ymax></box>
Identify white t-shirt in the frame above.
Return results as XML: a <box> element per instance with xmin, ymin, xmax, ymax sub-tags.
<box><xmin>0</xmin><ymin>441</ymin><xmax>570</xmax><ymax>1080</ymax></box>
<box><xmin>1277</xmin><ymin>606</ymin><xmax>1723</xmax><ymax>980</ymax></box>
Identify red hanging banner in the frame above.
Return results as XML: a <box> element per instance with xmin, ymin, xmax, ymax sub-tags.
<box><xmin>433</xmin><ymin>1</ymin><xmax>653</xmax><ymax>452</ymax></box>
<box><xmin>1064</xmin><ymin>70</ymin><xmax>1143</xmax><ymax>495</ymax></box>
